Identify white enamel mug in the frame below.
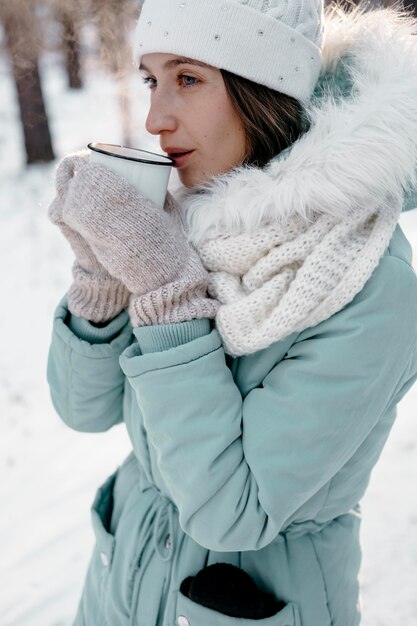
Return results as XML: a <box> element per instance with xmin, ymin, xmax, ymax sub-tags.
<box><xmin>87</xmin><ymin>143</ymin><xmax>174</xmax><ymax>209</ymax></box>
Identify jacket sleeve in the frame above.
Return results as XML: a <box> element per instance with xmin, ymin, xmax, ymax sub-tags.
<box><xmin>47</xmin><ymin>294</ymin><xmax>133</xmax><ymax>432</ymax></box>
<box><xmin>119</xmin><ymin>257</ymin><xmax>417</xmax><ymax>551</ymax></box>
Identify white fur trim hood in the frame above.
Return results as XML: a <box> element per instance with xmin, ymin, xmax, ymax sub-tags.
<box><xmin>172</xmin><ymin>3</ymin><xmax>417</xmax><ymax>247</ymax></box>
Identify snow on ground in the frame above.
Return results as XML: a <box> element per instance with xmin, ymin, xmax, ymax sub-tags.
<box><xmin>0</xmin><ymin>38</ymin><xmax>416</xmax><ymax>626</ymax></box>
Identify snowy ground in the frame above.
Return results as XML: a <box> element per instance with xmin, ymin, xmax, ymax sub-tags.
<box><xmin>1</xmin><ymin>39</ymin><xmax>417</xmax><ymax>626</ymax></box>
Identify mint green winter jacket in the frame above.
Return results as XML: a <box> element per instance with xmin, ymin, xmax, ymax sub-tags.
<box><xmin>47</xmin><ymin>222</ymin><xmax>417</xmax><ymax>626</ymax></box>
<box><xmin>46</xmin><ymin>6</ymin><xmax>417</xmax><ymax>625</ymax></box>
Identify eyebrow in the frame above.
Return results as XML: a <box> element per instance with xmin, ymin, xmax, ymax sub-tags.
<box><xmin>139</xmin><ymin>56</ymin><xmax>210</xmax><ymax>73</ymax></box>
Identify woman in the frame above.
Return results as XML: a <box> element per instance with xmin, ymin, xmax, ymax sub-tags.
<box><xmin>47</xmin><ymin>1</ymin><xmax>417</xmax><ymax>625</ymax></box>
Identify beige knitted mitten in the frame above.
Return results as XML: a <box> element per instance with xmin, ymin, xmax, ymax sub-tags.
<box><xmin>60</xmin><ymin>160</ymin><xmax>219</xmax><ymax>327</ymax></box>
<box><xmin>48</xmin><ymin>151</ymin><xmax>130</xmax><ymax>322</ymax></box>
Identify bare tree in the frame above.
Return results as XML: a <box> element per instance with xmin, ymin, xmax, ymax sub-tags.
<box><xmin>54</xmin><ymin>0</ymin><xmax>83</xmax><ymax>89</ymax></box>
<box><xmin>0</xmin><ymin>0</ymin><xmax>55</xmax><ymax>164</ymax></box>
<box><xmin>90</xmin><ymin>0</ymin><xmax>138</xmax><ymax>146</ymax></box>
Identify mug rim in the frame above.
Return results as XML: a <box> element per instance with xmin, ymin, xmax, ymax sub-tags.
<box><xmin>87</xmin><ymin>142</ymin><xmax>174</xmax><ymax>166</ymax></box>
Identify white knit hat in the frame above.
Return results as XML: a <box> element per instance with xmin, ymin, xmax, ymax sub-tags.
<box><xmin>133</xmin><ymin>0</ymin><xmax>325</xmax><ymax>104</ymax></box>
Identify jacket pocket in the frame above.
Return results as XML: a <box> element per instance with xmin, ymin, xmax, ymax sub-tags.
<box><xmin>90</xmin><ymin>470</ymin><xmax>118</xmax><ymax>606</ymax></box>
<box><xmin>175</xmin><ymin>590</ymin><xmax>301</xmax><ymax>626</ymax></box>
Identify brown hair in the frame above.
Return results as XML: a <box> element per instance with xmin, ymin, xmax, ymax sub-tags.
<box><xmin>220</xmin><ymin>68</ymin><xmax>309</xmax><ymax>169</ymax></box>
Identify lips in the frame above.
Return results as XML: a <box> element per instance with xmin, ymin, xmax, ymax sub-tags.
<box><xmin>167</xmin><ymin>150</ymin><xmax>193</xmax><ymax>158</ymax></box>
<box><xmin>169</xmin><ymin>151</ymin><xmax>195</xmax><ymax>168</ymax></box>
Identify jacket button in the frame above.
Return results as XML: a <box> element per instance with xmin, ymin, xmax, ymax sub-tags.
<box><xmin>177</xmin><ymin>616</ymin><xmax>189</xmax><ymax>626</ymax></box>
<box><xmin>100</xmin><ymin>551</ymin><xmax>109</xmax><ymax>567</ymax></box>
<box><xmin>165</xmin><ymin>534</ymin><xmax>172</xmax><ymax>549</ymax></box>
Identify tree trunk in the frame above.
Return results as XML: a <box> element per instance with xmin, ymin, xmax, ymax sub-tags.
<box><xmin>1</xmin><ymin>0</ymin><xmax>55</xmax><ymax>164</ymax></box>
<box><xmin>90</xmin><ymin>0</ymin><xmax>137</xmax><ymax>145</ymax></box>
<box><xmin>55</xmin><ymin>0</ymin><xmax>83</xmax><ymax>89</ymax></box>
<box><xmin>90</xmin><ymin>0</ymin><xmax>136</xmax><ymax>75</ymax></box>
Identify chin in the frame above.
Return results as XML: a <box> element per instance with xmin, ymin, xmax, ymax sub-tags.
<box><xmin>179</xmin><ymin>169</ymin><xmax>217</xmax><ymax>189</ymax></box>
<box><xmin>179</xmin><ymin>172</ymin><xmax>206</xmax><ymax>189</ymax></box>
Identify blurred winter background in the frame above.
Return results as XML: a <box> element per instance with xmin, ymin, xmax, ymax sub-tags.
<box><xmin>0</xmin><ymin>0</ymin><xmax>416</xmax><ymax>624</ymax></box>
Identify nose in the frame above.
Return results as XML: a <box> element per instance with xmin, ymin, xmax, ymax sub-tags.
<box><xmin>145</xmin><ymin>90</ymin><xmax>178</xmax><ymax>136</ymax></box>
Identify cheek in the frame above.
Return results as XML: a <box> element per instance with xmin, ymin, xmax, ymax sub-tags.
<box><xmin>219</xmin><ymin>97</ymin><xmax>246</xmax><ymax>150</ymax></box>
<box><xmin>218</xmin><ymin>116</ymin><xmax>246</xmax><ymax>163</ymax></box>
<box><xmin>189</xmin><ymin>86</ymin><xmax>246</xmax><ymax>166</ymax></box>
<box><xmin>203</xmin><ymin>106</ymin><xmax>243</xmax><ymax>159</ymax></box>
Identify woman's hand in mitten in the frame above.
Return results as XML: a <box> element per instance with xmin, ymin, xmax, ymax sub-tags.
<box><xmin>48</xmin><ymin>151</ymin><xmax>130</xmax><ymax>323</ymax></box>
<box><xmin>60</xmin><ymin>162</ymin><xmax>219</xmax><ymax>327</ymax></box>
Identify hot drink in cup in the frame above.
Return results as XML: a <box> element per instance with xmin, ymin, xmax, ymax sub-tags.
<box><xmin>87</xmin><ymin>143</ymin><xmax>174</xmax><ymax>209</ymax></box>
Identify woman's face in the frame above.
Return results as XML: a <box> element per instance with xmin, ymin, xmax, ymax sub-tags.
<box><xmin>140</xmin><ymin>53</ymin><xmax>247</xmax><ymax>188</ymax></box>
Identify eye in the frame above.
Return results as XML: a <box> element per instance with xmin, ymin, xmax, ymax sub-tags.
<box><xmin>142</xmin><ymin>76</ymin><xmax>156</xmax><ymax>88</ymax></box>
<box><xmin>141</xmin><ymin>74</ymin><xmax>200</xmax><ymax>90</ymax></box>
<box><xmin>179</xmin><ymin>74</ymin><xmax>199</xmax><ymax>87</ymax></box>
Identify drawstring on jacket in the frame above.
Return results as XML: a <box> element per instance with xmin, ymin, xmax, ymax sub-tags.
<box><xmin>129</xmin><ymin>490</ymin><xmax>176</xmax><ymax>626</ymax></box>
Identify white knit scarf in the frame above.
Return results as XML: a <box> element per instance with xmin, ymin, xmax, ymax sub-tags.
<box><xmin>171</xmin><ymin>5</ymin><xmax>417</xmax><ymax>357</ymax></box>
